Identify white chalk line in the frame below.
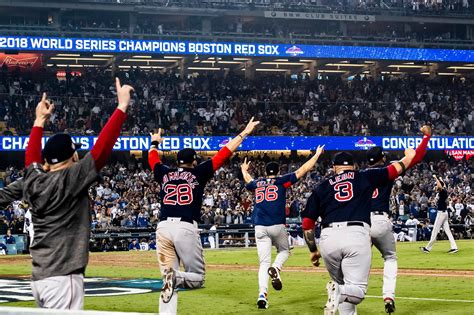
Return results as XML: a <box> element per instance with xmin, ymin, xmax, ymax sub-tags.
<box><xmin>365</xmin><ymin>295</ymin><xmax>474</xmax><ymax>303</ymax></box>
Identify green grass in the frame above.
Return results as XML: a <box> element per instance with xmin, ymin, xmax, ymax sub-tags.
<box><xmin>1</xmin><ymin>240</ymin><xmax>473</xmax><ymax>314</ymax></box>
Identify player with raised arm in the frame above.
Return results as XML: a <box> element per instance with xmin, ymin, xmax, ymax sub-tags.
<box><xmin>301</xmin><ymin>147</ymin><xmax>418</xmax><ymax>315</ymax></box>
<box><xmin>420</xmin><ymin>174</ymin><xmax>458</xmax><ymax>254</ymax></box>
<box><xmin>241</xmin><ymin>145</ymin><xmax>324</xmax><ymax>309</ymax></box>
<box><xmin>148</xmin><ymin>118</ymin><xmax>259</xmax><ymax>315</ymax></box>
<box><xmin>367</xmin><ymin>125</ymin><xmax>431</xmax><ymax>314</ymax></box>
<box><xmin>23</xmin><ymin>78</ymin><xmax>134</xmax><ymax>310</ymax></box>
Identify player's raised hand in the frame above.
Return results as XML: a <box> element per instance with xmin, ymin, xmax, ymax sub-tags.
<box><xmin>35</xmin><ymin>92</ymin><xmax>54</xmax><ymax>125</ymax></box>
<box><xmin>315</xmin><ymin>145</ymin><xmax>325</xmax><ymax>159</ymax></box>
<box><xmin>151</xmin><ymin>128</ymin><xmax>164</xmax><ymax>144</ymax></box>
<box><xmin>420</xmin><ymin>125</ymin><xmax>432</xmax><ymax>136</ymax></box>
<box><xmin>310</xmin><ymin>251</ymin><xmax>321</xmax><ymax>267</ymax></box>
<box><xmin>241</xmin><ymin>157</ymin><xmax>251</xmax><ymax>172</ymax></box>
<box><xmin>115</xmin><ymin>77</ymin><xmax>135</xmax><ymax>112</ymax></box>
<box><xmin>242</xmin><ymin>117</ymin><xmax>260</xmax><ymax>136</ymax></box>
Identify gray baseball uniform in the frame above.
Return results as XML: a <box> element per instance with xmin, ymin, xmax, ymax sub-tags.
<box><xmin>24</xmin><ymin>154</ymin><xmax>98</xmax><ymax>309</ymax></box>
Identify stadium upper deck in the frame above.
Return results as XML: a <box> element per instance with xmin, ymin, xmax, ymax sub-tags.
<box><xmin>0</xmin><ymin>0</ymin><xmax>474</xmax><ymax>77</ymax></box>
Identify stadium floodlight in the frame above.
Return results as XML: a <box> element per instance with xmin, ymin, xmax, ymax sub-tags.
<box><xmin>261</xmin><ymin>62</ymin><xmax>305</xmax><ymax>66</ymax></box>
<box><xmin>50</xmin><ymin>57</ymin><xmax>109</xmax><ymax>61</ymax></box>
<box><xmin>187</xmin><ymin>67</ymin><xmax>221</xmax><ymax>71</ymax></box>
<box><xmin>56</xmin><ymin>53</ymin><xmax>80</xmax><ymax>57</ymax></box>
<box><xmin>447</xmin><ymin>66</ymin><xmax>474</xmax><ymax>70</ymax></box>
<box><xmin>326</xmin><ymin>63</ymin><xmax>367</xmax><ymax>67</ymax></box>
<box><xmin>387</xmin><ymin>65</ymin><xmax>426</xmax><ymax>68</ymax></box>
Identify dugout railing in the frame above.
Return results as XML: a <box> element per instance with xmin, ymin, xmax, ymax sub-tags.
<box><xmin>1</xmin><ymin>223</ymin><xmax>472</xmax><ymax>254</ymax></box>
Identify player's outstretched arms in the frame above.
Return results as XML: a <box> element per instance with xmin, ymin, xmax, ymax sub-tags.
<box><xmin>407</xmin><ymin>124</ymin><xmax>432</xmax><ymax>169</ymax></box>
<box><xmin>148</xmin><ymin>128</ymin><xmax>164</xmax><ymax>171</ymax></box>
<box><xmin>240</xmin><ymin>158</ymin><xmax>254</xmax><ymax>184</ymax></box>
<box><xmin>303</xmin><ymin>229</ymin><xmax>321</xmax><ymax>267</ymax></box>
<box><xmin>301</xmin><ymin>191</ymin><xmax>321</xmax><ymax>267</ymax></box>
<box><xmin>433</xmin><ymin>174</ymin><xmax>445</xmax><ymax>190</ymax></box>
<box><xmin>386</xmin><ymin>148</ymin><xmax>417</xmax><ymax>180</ymax></box>
<box><xmin>295</xmin><ymin>145</ymin><xmax>325</xmax><ymax>180</ymax></box>
<box><xmin>0</xmin><ymin>179</ymin><xmax>24</xmax><ymax>207</ymax></box>
<box><xmin>90</xmin><ymin>78</ymin><xmax>134</xmax><ymax>171</ymax></box>
<box><xmin>211</xmin><ymin>117</ymin><xmax>260</xmax><ymax>171</ymax></box>
<box><xmin>25</xmin><ymin>93</ymin><xmax>54</xmax><ymax>167</ymax></box>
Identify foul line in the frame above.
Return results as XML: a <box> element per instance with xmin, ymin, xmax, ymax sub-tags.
<box><xmin>365</xmin><ymin>295</ymin><xmax>474</xmax><ymax>303</ymax></box>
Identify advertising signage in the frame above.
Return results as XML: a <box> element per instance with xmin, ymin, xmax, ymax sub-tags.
<box><xmin>0</xmin><ymin>136</ymin><xmax>472</xmax><ymax>152</ymax></box>
<box><xmin>1</xmin><ymin>36</ymin><xmax>474</xmax><ymax>62</ymax></box>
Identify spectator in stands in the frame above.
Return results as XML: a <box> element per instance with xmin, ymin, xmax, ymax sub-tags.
<box><xmin>0</xmin><ymin>242</ymin><xmax>6</xmax><ymax>255</ymax></box>
<box><xmin>128</xmin><ymin>239</ymin><xmax>140</xmax><ymax>251</ymax></box>
<box><xmin>3</xmin><ymin>229</ymin><xmax>15</xmax><ymax>244</ymax></box>
<box><xmin>139</xmin><ymin>238</ymin><xmax>149</xmax><ymax>251</ymax></box>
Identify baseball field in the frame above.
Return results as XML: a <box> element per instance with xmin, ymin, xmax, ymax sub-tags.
<box><xmin>0</xmin><ymin>240</ymin><xmax>473</xmax><ymax>315</ymax></box>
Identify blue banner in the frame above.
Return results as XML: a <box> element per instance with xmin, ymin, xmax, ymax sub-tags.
<box><xmin>0</xmin><ymin>136</ymin><xmax>472</xmax><ymax>152</ymax></box>
<box><xmin>1</xmin><ymin>35</ymin><xmax>474</xmax><ymax>62</ymax></box>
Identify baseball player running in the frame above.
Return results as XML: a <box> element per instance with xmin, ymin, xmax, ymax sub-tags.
<box><xmin>23</xmin><ymin>78</ymin><xmax>134</xmax><ymax>310</ymax></box>
<box><xmin>241</xmin><ymin>146</ymin><xmax>324</xmax><ymax>309</ymax></box>
<box><xmin>420</xmin><ymin>174</ymin><xmax>458</xmax><ymax>254</ymax></box>
<box><xmin>148</xmin><ymin>118</ymin><xmax>259</xmax><ymax>315</ymax></box>
<box><xmin>367</xmin><ymin>125</ymin><xmax>431</xmax><ymax>314</ymax></box>
<box><xmin>302</xmin><ymin>148</ymin><xmax>417</xmax><ymax>315</ymax></box>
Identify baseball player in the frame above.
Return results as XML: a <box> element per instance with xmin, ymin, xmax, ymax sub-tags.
<box><xmin>302</xmin><ymin>149</ymin><xmax>417</xmax><ymax>315</ymax></box>
<box><xmin>420</xmin><ymin>174</ymin><xmax>458</xmax><ymax>254</ymax></box>
<box><xmin>148</xmin><ymin>118</ymin><xmax>260</xmax><ymax>315</ymax></box>
<box><xmin>241</xmin><ymin>145</ymin><xmax>324</xmax><ymax>309</ymax></box>
<box><xmin>367</xmin><ymin>125</ymin><xmax>431</xmax><ymax>314</ymax></box>
<box><xmin>23</xmin><ymin>78</ymin><xmax>134</xmax><ymax>310</ymax></box>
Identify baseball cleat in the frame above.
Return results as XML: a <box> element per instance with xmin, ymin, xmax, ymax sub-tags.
<box><xmin>419</xmin><ymin>247</ymin><xmax>430</xmax><ymax>253</ymax></box>
<box><xmin>447</xmin><ymin>249</ymin><xmax>459</xmax><ymax>254</ymax></box>
<box><xmin>161</xmin><ymin>268</ymin><xmax>176</xmax><ymax>303</ymax></box>
<box><xmin>384</xmin><ymin>298</ymin><xmax>396</xmax><ymax>314</ymax></box>
<box><xmin>324</xmin><ymin>281</ymin><xmax>341</xmax><ymax>315</ymax></box>
<box><xmin>268</xmin><ymin>267</ymin><xmax>283</xmax><ymax>291</ymax></box>
<box><xmin>257</xmin><ymin>293</ymin><xmax>268</xmax><ymax>309</ymax></box>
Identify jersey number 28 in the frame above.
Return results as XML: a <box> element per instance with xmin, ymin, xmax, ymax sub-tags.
<box><xmin>163</xmin><ymin>184</ymin><xmax>193</xmax><ymax>205</ymax></box>
<box><xmin>255</xmin><ymin>186</ymin><xmax>278</xmax><ymax>203</ymax></box>
<box><xmin>334</xmin><ymin>182</ymin><xmax>353</xmax><ymax>202</ymax></box>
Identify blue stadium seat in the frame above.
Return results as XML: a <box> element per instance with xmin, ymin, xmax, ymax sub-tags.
<box><xmin>6</xmin><ymin>244</ymin><xmax>17</xmax><ymax>255</ymax></box>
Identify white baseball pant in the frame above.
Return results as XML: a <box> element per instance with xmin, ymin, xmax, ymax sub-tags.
<box><xmin>319</xmin><ymin>223</ymin><xmax>372</xmax><ymax>315</ymax></box>
<box><xmin>370</xmin><ymin>213</ymin><xmax>397</xmax><ymax>301</ymax></box>
<box><xmin>31</xmin><ymin>274</ymin><xmax>84</xmax><ymax>310</ymax></box>
<box><xmin>255</xmin><ymin>224</ymin><xmax>290</xmax><ymax>294</ymax></box>
<box><xmin>157</xmin><ymin>219</ymin><xmax>205</xmax><ymax>315</ymax></box>
<box><xmin>426</xmin><ymin>211</ymin><xmax>458</xmax><ymax>251</ymax></box>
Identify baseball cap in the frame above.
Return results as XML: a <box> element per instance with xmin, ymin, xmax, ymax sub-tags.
<box><xmin>43</xmin><ymin>134</ymin><xmax>82</xmax><ymax>165</ymax></box>
<box><xmin>367</xmin><ymin>146</ymin><xmax>385</xmax><ymax>165</ymax></box>
<box><xmin>265</xmin><ymin>162</ymin><xmax>279</xmax><ymax>175</ymax></box>
<box><xmin>177</xmin><ymin>148</ymin><xmax>197</xmax><ymax>165</ymax></box>
<box><xmin>333</xmin><ymin>152</ymin><xmax>354</xmax><ymax>166</ymax></box>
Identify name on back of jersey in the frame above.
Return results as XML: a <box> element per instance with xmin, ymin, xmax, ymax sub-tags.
<box><xmin>256</xmin><ymin>179</ymin><xmax>276</xmax><ymax>187</ymax></box>
<box><xmin>329</xmin><ymin>172</ymin><xmax>355</xmax><ymax>186</ymax></box>
<box><xmin>163</xmin><ymin>171</ymin><xmax>198</xmax><ymax>188</ymax></box>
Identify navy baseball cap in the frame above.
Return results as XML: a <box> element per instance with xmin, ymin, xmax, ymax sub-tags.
<box><xmin>265</xmin><ymin>162</ymin><xmax>279</xmax><ymax>175</ymax></box>
<box><xmin>43</xmin><ymin>134</ymin><xmax>82</xmax><ymax>165</ymax></box>
<box><xmin>367</xmin><ymin>146</ymin><xmax>385</xmax><ymax>165</ymax></box>
<box><xmin>333</xmin><ymin>152</ymin><xmax>354</xmax><ymax>166</ymax></box>
<box><xmin>177</xmin><ymin>148</ymin><xmax>197</xmax><ymax>165</ymax></box>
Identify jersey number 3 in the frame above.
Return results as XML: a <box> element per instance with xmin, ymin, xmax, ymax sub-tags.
<box><xmin>334</xmin><ymin>182</ymin><xmax>354</xmax><ymax>202</ymax></box>
<box><xmin>255</xmin><ymin>186</ymin><xmax>278</xmax><ymax>203</ymax></box>
<box><xmin>163</xmin><ymin>184</ymin><xmax>193</xmax><ymax>205</ymax></box>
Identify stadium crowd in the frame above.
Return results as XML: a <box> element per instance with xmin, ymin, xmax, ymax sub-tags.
<box><xmin>1</xmin><ymin>67</ymin><xmax>473</xmax><ymax>137</ymax></box>
<box><xmin>1</xmin><ymin>152</ymin><xmax>473</xmax><ymax>251</ymax></box>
